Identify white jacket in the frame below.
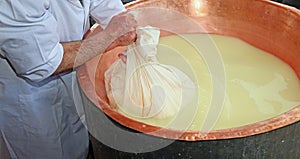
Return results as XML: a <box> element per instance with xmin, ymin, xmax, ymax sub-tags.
<box><xmin>0</xmin><ymin>0</ymin><xmax>125</xmax><ymax>158</ymax></box>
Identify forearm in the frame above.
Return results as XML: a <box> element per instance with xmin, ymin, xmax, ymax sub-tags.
<box><xmin>53</xmin><ymin>11</ymin><xmax>137</xmax><ymax>75</ymax></box>
<box><xmin>53</xmin><ymin>31</ymin><xmax>114</xmax><ymax>75</ymax></box>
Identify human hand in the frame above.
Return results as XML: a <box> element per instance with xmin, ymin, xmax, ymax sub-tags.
<box><xmin>105</xmin><ymin>11</ymin><xmax>137</xmax><ymax>49</ymax></box>
<box><xmin>106</xmin><ymin>30</ymin><xmax>136</xmax><ymax>51</ymax></box>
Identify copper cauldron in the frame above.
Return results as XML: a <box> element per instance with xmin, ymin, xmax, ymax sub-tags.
<box><xmin>77</xmin><ymin>0</ymin><xmax>300</xmax><ymax>157</ymax></box>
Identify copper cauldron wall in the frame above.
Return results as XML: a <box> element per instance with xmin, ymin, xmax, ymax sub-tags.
<box><xmin>77</xmin><ymin>0</ymin><xmax>300</xmax><ymax>158</ymax></box>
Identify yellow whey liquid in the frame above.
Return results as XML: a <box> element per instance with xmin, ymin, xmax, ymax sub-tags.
<box><xmin>118</xmin><ymin>34</ymin><xmax>300</xmax><ymax>131</ymax></box>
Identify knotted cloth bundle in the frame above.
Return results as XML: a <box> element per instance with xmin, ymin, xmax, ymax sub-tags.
<box><xmin>105</xmin><ymin>26</ymin><xmax>196</xmax><ymax>119</ymax></box>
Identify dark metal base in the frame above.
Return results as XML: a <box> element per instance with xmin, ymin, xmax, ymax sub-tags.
<box><xmin>80</xmin><ymin>87</ymin><xmax>300</xmax><ymax>159</ymax></box>
<box><xmin>89</xmin><ymin>123</ymin><xmax>300</xmax><ymax>159</ymax></box>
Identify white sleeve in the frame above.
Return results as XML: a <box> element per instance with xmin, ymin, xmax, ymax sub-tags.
<box><xmin>89</xmin><ymin>0</ymin><xmax>126</xmax><ymax>29</ymax></box>
<box><xmin>0</xmin><ymin>0</ymin><xmax>63</xmax><ymax>82</ymax></box>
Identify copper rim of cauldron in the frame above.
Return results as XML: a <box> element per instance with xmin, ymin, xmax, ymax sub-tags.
<box><xmin>77</xmin><ymin>0</ymin><xmax>300</xmax><ymax>141</ymax></box>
